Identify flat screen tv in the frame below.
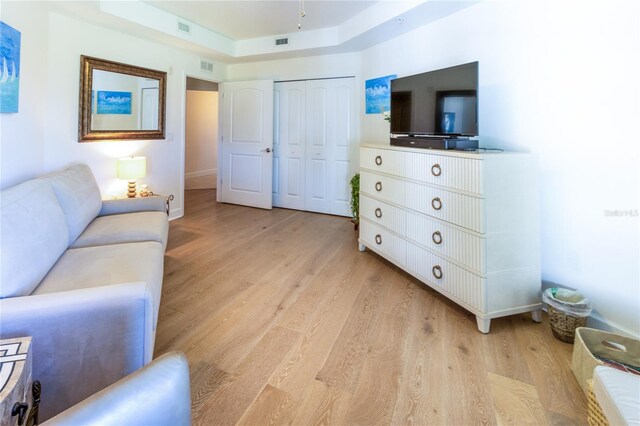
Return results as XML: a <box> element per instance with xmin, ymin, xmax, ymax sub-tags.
<box><xmin>390</xmin><ymin>62</ymin><xmax>478</xmax><ymax>137</ymax></box>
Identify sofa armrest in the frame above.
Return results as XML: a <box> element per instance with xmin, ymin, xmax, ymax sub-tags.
<box><xmin>43</xmin><ymin>352</ymin><xmax>191</xmax><ymax>426</ymax></box>
<box><xmin>0</xmin><ymin>283</ymin><xmax>155</xmax><ymax>421</ymax></box>
<box><xmin>100</xmin><ymin>196</ymin><xmax>169</xmax><ymax>216</ymax></box>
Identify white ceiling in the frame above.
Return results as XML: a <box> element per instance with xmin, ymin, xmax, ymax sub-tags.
<box><xmin>145</xmin><ymin>1</ymin><xmax>378</xmax><ymax>41</ymax></box>
<box><xmin>49</xmin><ymin>1</ymin><xmax>479</xmax><ymax>63</ymax></box>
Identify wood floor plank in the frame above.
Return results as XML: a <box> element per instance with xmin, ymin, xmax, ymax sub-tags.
<box><xmin>236</xmin><ymin>385</ymin><xmax>295</xmax><ymax>426</ymax></box>
<box><xmin>488</xmin><ymin>372</ymin><xmax>547</xmax><ymax>425</ymax></box>
<box><xmin>268</xmin><ymin>249</ymin><xmax>375</xmax><ymax>395</ymax></box>
<box><xmin>444</xmin><ymin>314</ymin><xmax>497</xmax><ymax>425</ymax></box>
<box><xmin>480</xmin><ymin>316</ymin><xmax>536</xmax><ymax>385</ymax></box>
<box><xmin>514</xmin><ymin>316</ymin><xmax>588</xmax><ymax>422</ymax></box>
<box><xmin>192</xmin><ymin>326</ymin><xmax>300</xmax><ymax>425</ymax></box>
<box><xmin>390</xmin><ymin>285</ymin><xmax>447</xmax><ymax>426</ymax></box>
<box><xmin>314</xmin><ymin>260</ymin><xmax>393</xmax><ymax>392</ymax></box>
<box><xmin>345</xmin><ymin>313</ymin><xmax>409</xmax><ymax>425</ymax></box>
<box><xmin>155</xmin><ymin>190</ymin><xmax>590</xmax><ymax>425</ymax></box>
<box><xmin>290</xmin><ymin>379</ymin><xmax>353</xmax><ymax>426</ymax></box>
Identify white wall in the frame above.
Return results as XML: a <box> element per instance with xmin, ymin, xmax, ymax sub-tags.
<box><xmin>0</xmin><ymin>6</ymin><xmax>49</xmax><ymax>187</ymax></box>
<box><xmin>0</xmin><ymin>3</ymin><xmax>227</xmax><ymax>219</ymax></box>
<box><xmin>366</xmin><ymin>1</ymin><xmax>640</xmax><ymax>337</ymax></box>
<box><xmin>185</xmin><ymin>90</ymin><xmax>218</xmax><ymax>178</ymax></box>
<box><xmin>229</xmin><ymin>2</ymin><xmax>640</xmax><ymax>336</ymax></box>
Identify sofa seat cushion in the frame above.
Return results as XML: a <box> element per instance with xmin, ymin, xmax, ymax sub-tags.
<box><xmin>71</xmin><ymin>212</ymin><xmax>169</xmax><ymax>250</ymax></box>
<box><xmin>39</xmin><ymin>164</ymin><xmax>103</xmax><ymax>245</ymax></box>
<box><xmin>32</xmin><ymin>241</ymin><xmax>165</xmax><ymax>327</ymax></box>
<box><xmin>1</xmin><ymin>180</ymin><xmax>70</xmax><ymax>298</ymax></box>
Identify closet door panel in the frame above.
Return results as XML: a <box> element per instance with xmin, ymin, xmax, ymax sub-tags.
<box><xmin>273</xmin><ymin>81</ymin><xmax>306</xmax><ymax>210</ymax></box>
<box><xmin>274</xmin><ymin>78</ymin><xmax>355</xmax><ymax>216</ymax></box>
<box><xmin>305</xmin><ymin>78</ymin><xmax>355</xmax><ymax>216</ymax></box>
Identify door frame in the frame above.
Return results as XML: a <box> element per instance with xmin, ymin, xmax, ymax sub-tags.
<box><xmin>179</xmin><ymin>72</ymin><xmax>222</xmax><ymax>217</ymax></box>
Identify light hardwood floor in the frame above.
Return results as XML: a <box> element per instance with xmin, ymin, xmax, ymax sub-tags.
<box><xmin>155</xmin><ymin>189</ymin><xmax>588</xmax><ymax>425</ymax></box>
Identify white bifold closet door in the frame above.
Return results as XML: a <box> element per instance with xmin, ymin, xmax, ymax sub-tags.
<box><xmin>273</xmin><ymin>77</ymin><xmax>356</xmax><ymax>216</ymax></box>
<box><xmin>273</xmin><ymin>81</ymin><xmax>306</xmax><ymax>210</ymax></box>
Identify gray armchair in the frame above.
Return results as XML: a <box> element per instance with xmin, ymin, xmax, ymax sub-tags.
<box><xmin>43</xmin><ymin>352</ymin><xmax>191</xmax><ymax>426</ymax></box>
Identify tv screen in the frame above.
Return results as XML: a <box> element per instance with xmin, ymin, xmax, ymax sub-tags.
<box><xmin>390</xmin><ymin>62</ymin><xmax>478</xmax><ymax>137</ymax></box>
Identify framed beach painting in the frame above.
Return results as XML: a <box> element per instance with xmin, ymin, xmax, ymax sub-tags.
<box><xmin>0</xmin><ymin>21</ymin><xmax>21</xmax><ymax>113</ymax></box>
<box><xmin>365</xmin><ymin>74</ymin><xmax>396</xmax><ymax>114</ymax></box>
<box><xmin>97</xmin><ymin>91</ymin><xmax>132</xmax><ymax>115</ymax></box>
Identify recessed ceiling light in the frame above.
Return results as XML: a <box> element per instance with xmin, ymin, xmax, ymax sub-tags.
<box><xmin>396</xmin><ymin>18</ymin><xmax>404</xmax><ymax>24</ymax></box>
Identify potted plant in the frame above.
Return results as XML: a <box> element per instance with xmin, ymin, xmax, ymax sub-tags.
<box><xmin>350</xmin><ymin>173</ymin><xmax>360</xmax><ymax>230</ymax></box>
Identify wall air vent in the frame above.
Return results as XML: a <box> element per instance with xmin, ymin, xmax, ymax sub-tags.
<box><xmin>275</xmin><ymin>38</ymin><xmax>289</xmax><ymax>46</ymax></box>
<box><xmin>200</xmin><ymin>59</ymin><xmax>214</xmax><ymax>73</ymax></box>
<box><xmin>177</xmin><ymin>21</ymin><xmax>191</xmax><ymax>35</ymax></box>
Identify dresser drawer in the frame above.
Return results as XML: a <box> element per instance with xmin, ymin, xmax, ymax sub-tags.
<box><xmin>360</xmin><ymin>171</ymin><xmax>406</xmax><ymax>206</ymax></box>
<box><xmin>360</xmin><ymin>194</ymin><xmax>406</xmax><ymax>236</ymax></box>
<box><xmin>405</xmin><ymin>210</ymin><xmax>486</xmax><ymax>274</ymax></box>
<box><xmin>360</xmin><ymin>147</ymin><xmax>404</xmax><ymax>176</ymax></box>
<box><xmin>406</xmin><ymin>242</ymin><xmax>486</xmax><ymax>312</ymax></box>
<box><xmin>360</xmin><ymin>219</ymin><xmax>406</xmax><ymax>266</ymax></box>
<box><xmin>361</xmin><ymin>147</ymin><xmax>484</xmax><ymax>194</ymax></box>
<box><xmin>405</xmin><ymin>181</ymin><xmax>485</xmax><ymax>233</ymax></box>
<box><xmin>403</xmin><ymin>150</ymin><xmax>483</xmax><ymax>194</ymax></box>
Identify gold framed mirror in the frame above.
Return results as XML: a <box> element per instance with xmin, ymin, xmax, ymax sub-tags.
<box><xmin>78</xmin><ymin>55</ymin><xmax>166</xmax><ymax>142</ymax></box>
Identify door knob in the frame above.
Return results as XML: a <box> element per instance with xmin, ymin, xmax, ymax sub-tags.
<box><xmin>262</xmin><ymin>147</ymin><xmax>272</xmax><ymax>153</ymax></box>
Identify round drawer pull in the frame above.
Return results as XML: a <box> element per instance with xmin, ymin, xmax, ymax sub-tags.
<box><xmin>431</xmin><ymin>163</ymin><xmax>442</xmax><ymax>177</ymax></box>
<box><xmin>432</xmin><ymin>265</ymin><xmax>443</xmax><ymax>279</ymax></box>
<box><xmin>375</xmin><ymin>234</ymin><xmax>382</xmax><ymax>245</ymax></box>
<box><xmin>432</xmin><ymin>231</ymin><xmax>442</xmax><ymax>245</ymax></box>
<box><xmin>375</xmin><ymin>208</ymin><xmax>382</xmax><ymax>218</ymax></box>
<box><xmin>375</xmin><ymin>155</ymin><xmax>383</xmax><ymax>166</ymax></box>
<box><xmin>375</xmin><ymin>181</ymin><xmax>382</xmax><ymax>192</ymax></box>
<box><xmin>431</xmin><ymin>197</ymin><xmax>442</xmax><ymax>211</ymax></box>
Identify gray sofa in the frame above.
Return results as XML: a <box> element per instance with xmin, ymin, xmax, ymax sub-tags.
<box><xmin>0</xmin><ymin>164</ymin><xmax>169</xmax><ymax>421</ymax></box>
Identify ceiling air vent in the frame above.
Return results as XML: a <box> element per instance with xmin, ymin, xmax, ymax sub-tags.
<box><xmin>200</xmin><ymin>59</ymin><xmax>214</xmax><ymax>73</ymax></box>
<box><xmin>275</xmin><ymin>38</ymin><xmax>289</xmax><ymax>46</ymax></box>
<box><xmin>177</xmin><ymin>21</ymin><xmax>191</xmax><ymax>35</ymax></box>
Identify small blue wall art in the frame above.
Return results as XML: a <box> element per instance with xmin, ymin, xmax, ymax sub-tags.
<box><xmin>97</xmin><ymin>91</ymin><xmax>132</xmax><ymax>114</ymax></box>
<box><xmin>365</xmin><ymin>74</ymin><xmax>396</xmax><ymax>114</ymax></box>
<box><xmin>0</xmin><ymin>21</ymin><xmax>21</xmax><ymax>113</ymax></box>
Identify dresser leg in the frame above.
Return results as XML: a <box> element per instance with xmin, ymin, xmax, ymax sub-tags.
<box><xmin>358</xmin><ymin>243</ymin><xmax>366</xmax><ymax>252</ymax></box>
<box><xmin>476</xmin><ymin>316</ymin><xmax>491</xmax><ymax>334</ymax></box>
<box><xmin>531</xmin><ymin>309</ymin><xmax>542</xmax><ymax>323</ymax></box>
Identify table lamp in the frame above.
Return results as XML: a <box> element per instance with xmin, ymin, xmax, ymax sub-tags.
<box><xmin>117</xmin><ymin>156</ymin><xmax>147</xmax><ymax>198</ymax></box>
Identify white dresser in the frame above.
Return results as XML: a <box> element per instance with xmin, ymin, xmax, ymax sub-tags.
<box><xmin>358</xmin><ymin>144</ymin><xmax>542</xmax><ymax>333</ymax></box>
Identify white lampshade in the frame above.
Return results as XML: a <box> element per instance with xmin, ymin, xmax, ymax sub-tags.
<box><xmin>117</xmin><ymin>156</ymin><xmax>147</xmax><ymax>180</ymax></box>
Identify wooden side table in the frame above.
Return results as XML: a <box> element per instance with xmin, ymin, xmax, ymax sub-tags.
<box><xmin>0</xmin><ymin>337</ymin><xmax>40</xmax><ymax>426</ymax></box>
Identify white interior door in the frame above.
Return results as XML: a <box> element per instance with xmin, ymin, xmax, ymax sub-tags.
<box><xmin>305</xmin><ymin>78</ymin><xmax>356</xmax><ymax>216</ymax></box>
<box><xmin>219</xmin><ymin>80</ymin><xmax>274</xmax><ymax>209</ymax></box>
<box><xmin>141</xmin><ymin>87</ymin><xmax>159</xmax><ymax>130</ymax></box>
<box><xmin>273</xmin><ymin>81</ymin><xmax>306</xmax><ymax>210</ymax></box>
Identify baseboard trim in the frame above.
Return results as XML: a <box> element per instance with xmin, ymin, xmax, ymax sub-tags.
<box><xmin>169</xmin><ymin>208</ymin><xmax>184</xmax><ymax>221</ymax></box>
<box><xmin>185</xmin><ymin>169</ymin><xmax>217</xmax><ymax>179</ymax></box>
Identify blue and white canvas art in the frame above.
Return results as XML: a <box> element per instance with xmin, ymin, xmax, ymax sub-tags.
<box><xmin>0</xmin><ymin>21</ymin><xmax>21</xmax><ymax>113</ymax></box>
<box><xmin>97</xmin><ymin>91</ymin><xmax>132</xmax><ymax>114</ymax></box>
<box><xmin>365</xmin><ymin>74</ymin><xmax>396</xmax><ymax>114</ymax></box>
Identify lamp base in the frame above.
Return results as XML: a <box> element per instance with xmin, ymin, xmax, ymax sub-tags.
<box><xmin>127</xmin><ymin>180</ymin><xmax>137</xmax><ymax>198</ymax></box>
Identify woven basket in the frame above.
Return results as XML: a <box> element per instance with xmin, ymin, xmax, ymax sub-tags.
<box><xmin>571</xmin><ymin>327</ymin><xmax>640</xmax><ymax>395</ymax></box>
<box><xmin>587</xmin><ymin>379</ymin><xmax>609</xmax><ymax>426</ymax></box>
<box><xmin>547</xmin><ymin>305</ymin><xmax>586</xmax><ymax>343</ymax></box>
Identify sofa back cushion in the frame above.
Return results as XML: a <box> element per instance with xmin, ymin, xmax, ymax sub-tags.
<box><xmin>1</xmin><ymin>180</ymin><xmax>70</xmax><ymax>298</ymax></box>
<box><xmin>39</xmin><ymin>164</ymin><xmax>102</xmax><ymax>245</ymax></box>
